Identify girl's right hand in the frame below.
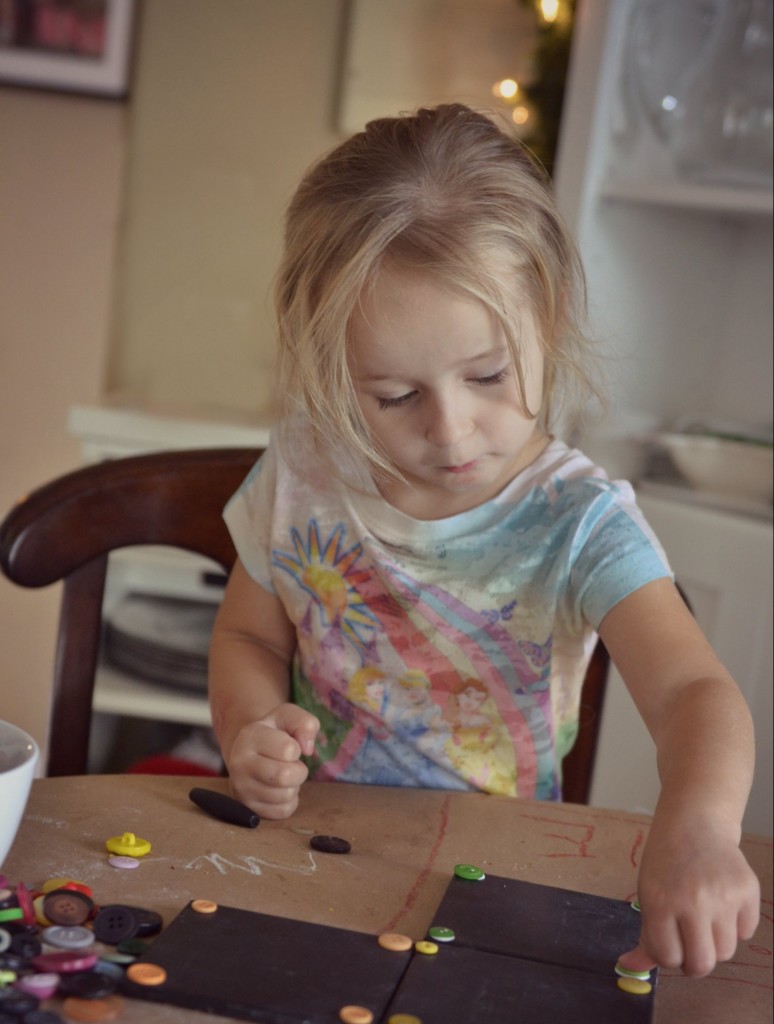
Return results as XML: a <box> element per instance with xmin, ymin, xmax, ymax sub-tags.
<box><xmin>226</xmin><ymin>704</ymin><xmax>320</xmax><ymax>819</ymax></box>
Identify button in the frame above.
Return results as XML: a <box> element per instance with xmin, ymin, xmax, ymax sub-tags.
<box><xmin>0</xmin><ymin>908</ymin><xmax>23</xmax><ymax>923</ymax></box>
<box><xmin>616</xmin><ymin>976</ymin><xmax>653</xmax><ymax>995</ymax></box>
<box><xmin>191</xmin><ymin>899</ymin><xmax>218</xmax><ymax>915</ymax></box>
<box><xmin>377</xmin><ymin>932</ymin><xmax>413</xmax><ymax>952</ymax></box>
<box><xmin>14</xmin><ymin>882</ymin><xmax>36</xmax><ymax>925</ymax></box>
<box><xmin>454</xmin><ymin>863</ymin><xmax>485</xmax><ymax>881</ymax></box>
<box><xmin>0</xmin><ymin>930</ymin><xmax>9</xmax><ymax>954</ymax></box>
<box><xmin>32</xmin><ymin>949</ymin><xmax>99</xmax><ymax>973</ymax></box>
<box><xmin>125</xmin><ymin>962</ymin><xmax>167</xmax><ymax>986</ymax></box>
<box><xmin>0</xmin><ymin>968</ymin><xmax>16</xmax><ymax>985</ymax></box>
<box><xmin>42</xmin><ymin>889</ymin><xmax>93</xmax><ymax>926</ymax></box>
<box><xmin>414</xmin><ymin>940</ymin><xmax>438</xmax><ymax>955</ymax></box>
<box><xmin>62</xmin><ymin>995</ymin><xmax>125</xmax><ymax>1022</ymax></box>
<box><xmin>92</xmin><ymin>905</ymin><xmax>139</xmax><ymax>945</ymax></box>
<box><xmin>42</xmin><ymin>925</ymin><xmax>95</xmax><ymax>950</ymax></box>
<box><xmin>310</xmin><ymin>835</ymin><xmax>352</xmax><ymax>854</ymax></box>
<box><xmin>116</xmin><ymin>938</ymin><xmax>150</xmax><ymax>957</ymax></box>
<box><xmin>630</xmin><ymin>897</ymin><xmax>641</xmax><ymax>912</ymax></box>
<box><xmin>124</xmin><ymin>906</ymin><xmax>163</xmax><ymax>937</ymax></box>
<box><xmin>33</xmin><ymin>894</ymin><xmax>53</xmax><ymax>927</ymax></box>
<box><xmin>41</xmin><ymin>879</ymin><xmax>93</xmax><ymax>899</ymax></box>
<box><xmin>387</xmin><ymin>1016</ymin><xmax>424</xmax><ymax>1024</ymax></box>
<box><xmin>10</xmin><ymin>928</ymin><xmax>42</xmax><ymax>960</ymax></box>
<box><xmin>14</xmin><ymin>972</ymin><xmax>60</xmax><ymax>999</ymax></box>
<box><xmin>427</xmin><ymin>926</ymin><xmax>455</xmax><ymax>943</ymax></box>
<box><xmin>107</xmin><ymin>855</ymin><xmax>139</xmax><ymax>870</ymax></box>
<box><xmin>614</xmin><ymin>961</ymin><xmax>652</xmax><ymax>981</ymax></box>
<box><xmin>58</xmin><ymin>970</ymin><xmax>117</xmax><ymax>999</ymax></box>
<box><xmin>104</xmin><ymin>833</ymin><xmax>151</xmax><ymax>858</ymax></box>
<box><xmin>338</xmin><ymin>1007</ymin><xmax>373</xmax><ymax>1024</ymax></box>
<box><xmin>0</xmin><ymin>987</ymin><xmax>38</xmax><ymax>1015</ymax></box>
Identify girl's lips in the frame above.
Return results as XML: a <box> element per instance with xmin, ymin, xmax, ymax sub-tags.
<box><xmin>443</xmin><ymin>460</ymin><xmax>478</xmax><ymax>474</ymax></box>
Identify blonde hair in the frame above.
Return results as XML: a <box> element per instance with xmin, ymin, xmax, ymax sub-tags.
<box><xmin>275</xmin><ymin>103</ymin><xmax>597</xmax><ymax>477</ymax></box>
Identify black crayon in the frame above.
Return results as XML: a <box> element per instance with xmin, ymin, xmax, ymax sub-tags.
<box><xmin>188</xmin><ymin>787</ymin><xmax>260</xmax><ymax>829</ymax></box>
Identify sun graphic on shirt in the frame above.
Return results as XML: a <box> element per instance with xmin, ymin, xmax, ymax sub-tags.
<box><xmin>272</xmin><ymin>519</ymin><xmax>378</xmax><ymax>650</ymax></box>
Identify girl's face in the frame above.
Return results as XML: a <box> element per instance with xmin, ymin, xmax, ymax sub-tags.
<box><xmin>349</xmin><ymin>264</ymin><xmax>548</xmax><ymax>519</ymax></box>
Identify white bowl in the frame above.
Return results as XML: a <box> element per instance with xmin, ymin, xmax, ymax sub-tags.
<box><xmin>0</xmin><ymin>720</ymin><xmax>39</xmax><ymax>868</ymax></box>
<box><xmin>654</xmin><ymin>433</ymin><xmax>773</xmax><ymax>502</ymax></box>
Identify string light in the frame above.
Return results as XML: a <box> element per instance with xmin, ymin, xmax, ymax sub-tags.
<box><xmin>492</xmin><ymin>78</ymin><xmax>519</xmax><ymax>100</ymax></box>
<box><xmin>539</xmin><ymin>0</ymin><xmax>560</xmax><ymax>23</ymax></box>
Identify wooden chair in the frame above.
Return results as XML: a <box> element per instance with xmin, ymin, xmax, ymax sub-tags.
<box><xmin>0</xmin><ymin>448</ymin><xmax>260</xmax><ymax>777</ymax></box>
<box><xmin>0</xmin><ymin>447</ymin><xmax>611</xmax><ymax>800</ymax></box>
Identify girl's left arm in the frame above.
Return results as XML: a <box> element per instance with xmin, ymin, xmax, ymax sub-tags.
<box><xmin>597</xmin><ymin>577</ymin><xmax>761</xmax><ymax>977</ymax></box>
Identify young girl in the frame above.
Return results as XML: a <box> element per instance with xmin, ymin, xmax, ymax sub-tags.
<box><xmin>209</xmin><ymin>104</ymin><xmax>759</xmax><ymax>979</ymax></box>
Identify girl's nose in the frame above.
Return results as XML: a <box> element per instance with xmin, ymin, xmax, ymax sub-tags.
<box><xmin>425</xmin><ymin>392</ymin><xmax>472</xmax><ymax>447</ymax></box>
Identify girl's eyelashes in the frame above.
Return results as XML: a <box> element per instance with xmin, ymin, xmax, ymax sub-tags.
<box><xmin>472</xmin><ymin>367</ymin><xmax>511</xmax><ymax>386</ymax></box>
<box><xmin>375</xmin><ymin>368</ymin><xmax>511</xmax><ymax>410</ymax></box>
<box><xmin>378</xmin><ymin>391</ymin><xmax>416</xmax><ymax>410</ymax></box>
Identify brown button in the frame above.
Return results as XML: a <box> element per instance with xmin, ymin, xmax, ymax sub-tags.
<box><xmin>191</xmin><ymin>899</ymin><xmax>218</xmax><ymax>914</ymax></box>
<box><xmin>42</xmin><ymin>889</ymin><xmax>93</xmax><ymax>926</ymax></box>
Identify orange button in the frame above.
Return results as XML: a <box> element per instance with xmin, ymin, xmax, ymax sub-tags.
<box><xmin>191</xmin><ymin>899</ymin><xmax>218</xmax><ymax>914</ymax></box>
<box><xmin>339</xmin><ymin>1007</ymin><xmax>374</xmax><ymax>1024</ymax></box>
<box><xmin>61</xmin><ymin>995</ymin><xmax>125</xmax><ymax>1021</ymax></box>
<box><xmin>126</xmin><ymin>962</ymin><xmax>167</xmax><ymax>986</ymax></box>
<box><xmin>377</xmin><ymin>932</ymin><xmax>413</xmax><ymax>952</ymax></box>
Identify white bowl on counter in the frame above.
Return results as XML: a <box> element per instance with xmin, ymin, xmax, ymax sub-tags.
<box><xmin>653</xmin><ymin>432</ymin><xmax>773</xmax><ymax>503</ymax></box>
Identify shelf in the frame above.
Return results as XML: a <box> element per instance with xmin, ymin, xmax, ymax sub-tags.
<box><xmin>93</xmin><ymin>662</ymin><xmax>212</xmax><ymax>727</ymax></box>
<box><xmin>600</xmin><ymin>178</ymin><xmax>773</xmax><ymax>216</ymax></box>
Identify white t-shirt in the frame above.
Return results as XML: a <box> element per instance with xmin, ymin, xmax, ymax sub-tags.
<box><xmin>225</xmin><ymin>418</ymin><xmax>671</xmax><ymax>800</ymax></box>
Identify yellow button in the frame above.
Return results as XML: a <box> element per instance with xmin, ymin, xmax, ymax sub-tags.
<box><xmin>339</xmin><ymin>1007</ymin><xmax>373</xmax><ymax>1024</ymax></box>
<box><xmin>414</xmin><ymin>940</ymin><xmax>439</xmax><ymax>955</ymax></box>
<box><xmin>191</xmin><ymin>899</ymin><xmax>218</xmax><ymax>914</ymax></box>
<box><xmin>105</xmin><ymin>833</ymin><xmax>151</xmax><ymax>857</ymax></box>
<box><xmin>126</xmin><ymin>962</ymin><xmax>167</xmax><ymax>986</ymax></box>
<box><xmin>377</xmin><ymin>932</ymin><xmax>413</xmax><ymax>952</ymax></box>
<box><xmin>388</xmin><ymin>1016</ymin><xmax>423</xmax><ymax>1024</ymax></box>
<box><xmin>616</xmin><ymin>976</ymin><xmax>652</xmax><ymax>995</ymax></box>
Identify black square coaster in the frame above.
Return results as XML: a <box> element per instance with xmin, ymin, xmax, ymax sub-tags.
<box><xmin>121</xmin><ymin>900</ymin><xmax>411</xmax><ymax>1024</ymax></box>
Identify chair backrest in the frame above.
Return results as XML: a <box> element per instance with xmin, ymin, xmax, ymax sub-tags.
<box><xmin>0</xmin><ymin>448</ymin><xmax>261</xmax><ymax>776</ymax></box>
<box><xmin>0</xmin><ymin>445</ymin><xmax>611</xmax><ymax>800</ymax></box>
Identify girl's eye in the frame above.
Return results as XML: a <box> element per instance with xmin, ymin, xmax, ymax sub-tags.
<box><xmin>472</xmin><ymin>368</ymin><xmax>511</xmax><ymax>386</ymax></box>
<box><xmin>378</xmin><ymin>391</ymin><xmax>416</xmax><ymax>410</ymax></box>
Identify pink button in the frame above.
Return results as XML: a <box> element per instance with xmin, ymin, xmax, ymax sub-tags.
<box><xmin>15</xmin><ymin>972</ymin><xmax>60</xmax><ymax>999</ymax></box>
<box><xmin>32</xmin><ymin>949</ymin><xmax>99</xmax><ymax>973</ymax></box>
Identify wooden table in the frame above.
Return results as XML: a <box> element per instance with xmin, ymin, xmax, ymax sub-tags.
<box><xmin>3</xmin><ymin>776</ymin><xmax>772</xmax><ymax>1023</ymax></box>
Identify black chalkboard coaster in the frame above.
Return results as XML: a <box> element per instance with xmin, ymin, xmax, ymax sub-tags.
<box><xmin>120</xmin><ymin>900</ymin><xmax>410</xmax><ymax>1024</ymax></box>
<box><xmin>386</xmin><ymin>940</ymin><xmax>655</xmax><ymax>1024</ymax></box>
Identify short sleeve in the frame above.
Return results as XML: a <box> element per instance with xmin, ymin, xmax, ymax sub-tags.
<box><xmin>569</xmin><ymin>482</ymin><xmax>672</xmax><ymax>630</ymax></box>
<box><xmin>222</xmin><ymin>444</ymin><xmax>277</xmax><ymax>592</ymax></box>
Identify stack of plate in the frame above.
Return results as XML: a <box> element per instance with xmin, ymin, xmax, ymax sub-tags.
<box><xmin>104</xmin><ymin>593</ymin><xmax>220</xmax><ymax>693</ymax></box>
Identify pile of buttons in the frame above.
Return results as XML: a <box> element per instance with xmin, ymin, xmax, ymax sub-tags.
<box><xmin>0</xmin><ymin>871</ymin><xmax>162</xmax><ymax>1023</ymax></box>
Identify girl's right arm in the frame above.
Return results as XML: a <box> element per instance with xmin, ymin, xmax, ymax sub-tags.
<box><xmin>208</xmin><ymin>558</ymin><xmax>320</xmax><ymax>818</ymax></box>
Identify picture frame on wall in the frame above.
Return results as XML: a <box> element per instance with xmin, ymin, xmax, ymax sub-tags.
<box><xmin>0</xmin><ymin>0</ymin><xmax>137</xmax><ymax>99</ymax></box>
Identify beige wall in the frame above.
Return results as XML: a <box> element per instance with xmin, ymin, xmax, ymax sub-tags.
<box><xmin>0</xmin><ymin>87</ymin><xmax>127</xmax><ymax>756</ymax></box>
<box><xmin>0</xmin><ymin>0</ymin><xmax>348</xmax><ymax>762</ymax></box>
<box><xmin>109</xmin><ymin>0</ymin><xmax>347</xmax><ymax>420</ymax></box>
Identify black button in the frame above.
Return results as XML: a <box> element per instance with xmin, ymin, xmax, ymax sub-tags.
<box><xmin>57</xmin><ymin>971</ymin><xmax>117</xmax><ymax>999</ymax></box>
<box><xmin>309</xmin><ymin>834</ymin><xmax>352</xmax><ymax>854</ymax></box>
<box><xmin>92</xmin><ymin>905</ymin><xmax>139</xmax><ymax>944</ymax></box>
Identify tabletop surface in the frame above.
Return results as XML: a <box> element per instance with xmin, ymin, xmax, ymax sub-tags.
<box><xmin>3</xmin><ymin>775</ymin><xmax>772</xmax><ymax>1024</ymax></box>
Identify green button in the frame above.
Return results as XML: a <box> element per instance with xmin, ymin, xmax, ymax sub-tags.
<box><xmin>0</xmin><ymin>908</ymin><xmax>23</xmax><ymax>923</ymax></box>
<box><xmin>427</xmin><ymin>926</ymin><xmax>455</xmax><ymax>943</ymax></box>
<box><xmin>454</xmin><ymin>863</ymin><xmax>485</xmax><ymax>881</ymax></box>
<box><xmin>630</xmin><ymin>898</ymin><xmax>641</xmax><ymax>912</ymax></box>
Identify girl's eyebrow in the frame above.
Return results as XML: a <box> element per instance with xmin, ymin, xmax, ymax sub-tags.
<box><xmin>352</xmin><ymin>345</ymin><xmax>509</xmax><ymax>382</ymax></box>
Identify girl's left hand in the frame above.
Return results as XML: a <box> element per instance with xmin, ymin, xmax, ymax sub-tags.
<box><xmin>618</xmin><ymin>822</ymin><xmax>761</xmax><ymax>977</ymax></box>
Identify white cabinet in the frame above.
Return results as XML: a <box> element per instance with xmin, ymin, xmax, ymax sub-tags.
<box><xmin>554</xmin><ymin>0</ymin><xmax>773</xmax><ymax>835</ymax></box>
